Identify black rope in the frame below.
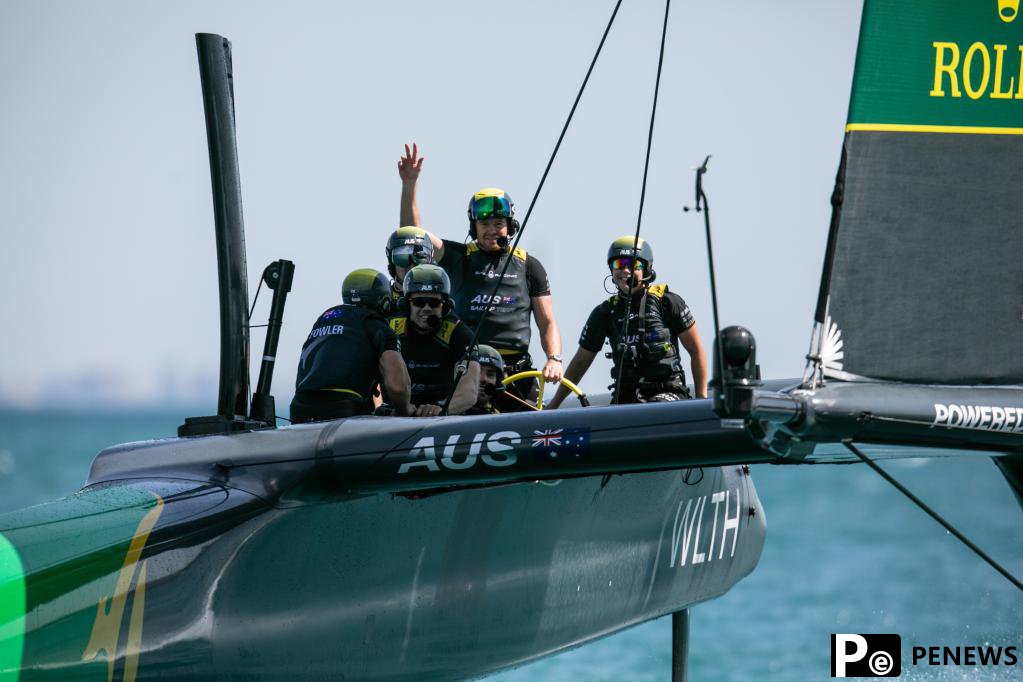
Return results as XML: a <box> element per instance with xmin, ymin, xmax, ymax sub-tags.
<box><xmin>440</xmin><ymin>0</ymin><xmax>625</xmax><ymax>414</ymax></box>
<box><xmin>859</xmin><ymin>412</ymin><xmax>1023</xmax><ymax>439</ymax></box>
<box><xmin>240</xmin><ymin>274</ymin><xmax>265</xmax><ymax>414</ymax></box>
<box><xmin>681</xmin><ymin>466</ymin><xmax>704</xmax><ymax>485</ymax></box>
<box><xmin>843</xmin><ymin>440</ymin><xmax>1023</xmax><ymax>592</ymax></box>
<box><xmin>248</xmin><ymin>276</ymin><xmax>264</xmax><ymax>320</ymax></box>
<box><xmin>613</xmin><ymin>0</ymin><xmax>673</xmax><ymax>405</ymax></box>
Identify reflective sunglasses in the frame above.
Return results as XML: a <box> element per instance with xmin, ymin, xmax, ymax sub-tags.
<box><xmin>409</xmin><ymin>297</ymin><xmax>444</xmax><ymax>309</ymax></box>
<box><xmin>471</xmin><ymin>195</ymin><xmax>511</xmax><ymax>220</ymax></box>
<box><xmin>610</xmin><ymin>257</ymin><xmax>645</xmax><ymax>271</ymax></box>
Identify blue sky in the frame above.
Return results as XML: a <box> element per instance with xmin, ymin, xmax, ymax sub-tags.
<box><xmin>0</xmin><ymin>0</ymin><xmax>862</xmax><ymax>409</ymax></box>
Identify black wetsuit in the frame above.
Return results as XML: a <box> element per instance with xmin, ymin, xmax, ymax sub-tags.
<box><xmin>439</xmin><ymin>239</ymin><xmax>550</xmax><ymax>406</ymax></box>
<box><xmin>579</xmin><ymin>284</ymin><xmax>695</xmax><ymax>404</ymax></box>
<box><xmin>465</xmin><ymin>403</ymin><xmax>500</xmax><ymax>416</ymax></box>
<box><xmin>290</xmin><ymin>304</ymin><xmax>399</xmax><ymax>423</ymax></box>
<box><xmin>389</xmin><ymin>315</ymin><xmax>474</xmax><ymax>407</ymax></box>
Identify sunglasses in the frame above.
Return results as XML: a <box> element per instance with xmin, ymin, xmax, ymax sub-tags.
<box><xmin>409</xmin><ymin>297</ymin><xmax>443</xmax><ymax>309</ymax></box>
<box><xmin>610</xmin><ymin>257</ymin><xmax>645</xmax><ymax>271</ymax></box>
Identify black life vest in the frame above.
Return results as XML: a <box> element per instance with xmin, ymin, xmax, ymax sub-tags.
<box><xmin>464</xmin><ymin>403</ymin><xmax>501</xmax><ymax>416</ymax></box>
<box><xmin>295</xmin><ymin>305</ymin><xmax>384</xmax><ymax>399</ymax></box>
<box><xmin>605</xmin><ymin>284</ymin><xmax>684</xmax><ymax>386</ymax></box>
<box><xmin>389</xmin><ymin>316</ymin><xmax>464</xmax><ymax>404</ymax></box>
<box><xmin>446</xmin><ymin>243</ymin><xmax>532</xmax><ymax>355</ymax></box>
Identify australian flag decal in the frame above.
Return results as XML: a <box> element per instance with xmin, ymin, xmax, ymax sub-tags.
<box><xmin>531</xmin><ymin>427</ymin><xmax>591</xmax><ymax>461</ymax></box>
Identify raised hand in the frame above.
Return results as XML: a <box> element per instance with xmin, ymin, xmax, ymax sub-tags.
<box><xmin>398</xmin><ymin>142</ymin><xmax>424</xmax><ymax>183</ymax></box>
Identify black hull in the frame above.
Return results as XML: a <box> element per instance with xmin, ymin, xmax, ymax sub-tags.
<box><xmin>2</xmin><ymin>464</ymin><xmax>764</xmax><ymax>680</ymax></box>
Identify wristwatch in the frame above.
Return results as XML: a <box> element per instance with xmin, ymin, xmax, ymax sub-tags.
<box><xmin>547</xmin><ymin>355</ymin><xmax>563</xmax><ymax>363</ymax></box>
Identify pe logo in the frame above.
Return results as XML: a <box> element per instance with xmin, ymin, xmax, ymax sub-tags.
<box><xmin>831</xmin><ymin>634</ymin><xmax>901</xmax><ymax>677</ymax></box>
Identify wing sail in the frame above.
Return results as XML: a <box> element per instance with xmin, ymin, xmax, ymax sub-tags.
<box><xmin>811</xmin><ymin>0</ymin><xmax>1023</xmax><ymax>385</ymax></box>
<box><xmin>721</xmin><ymin>0</ymin><xmax>1023</xmax><ymax>462</ymax></box>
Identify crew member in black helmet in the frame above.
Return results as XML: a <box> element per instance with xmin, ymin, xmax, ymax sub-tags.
<box><xmin>290</xmin><ymin>268</ymin><xmax>414</xmax><ymax>422</ymax></box>
<box><xmin>389</xmin><ymin>264</ymin><xmax>480</xmax><ymax>416</ymax></box>
<box><xmin>384</xmin><ymin>226</ymin><xmax>435</xmax><ymax>302</ymax></box>
<box><xmin>547</xmin><ymin>236</ymin><xmax>709</xmax><ymax>408</ymax></box>
<box><xmin>465</xmin><ymin>344</ymin><xmax>505</xmax><ymax>416</ymax></box>
<box><xmin>397</xmin><ymin>143</ymin><xmax>563</xmax><ymax>406</ymax></box>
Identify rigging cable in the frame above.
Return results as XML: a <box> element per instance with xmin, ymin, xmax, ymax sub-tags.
<box><xmin>612</xmin><ymin>0</ymin><xmax>673</xmax><ymax>405</ymax></box>
<box><xmin>241</xmin><ymin>269</ymin><xmax>265</xmax><ymax>413</ymax></box>
<box><xmin>440</xmin><ymin>0</ymin><xmax>625</xmax><ymax>414</ymax></box>
<box><xmin>857</xmin><ymin>412</ymin><xmax>1023</xmax><ymax>438</ymax></box>
<box><xmin>843</xmin><ymin>440</ymin><xmax>1023</xmax><ymax>593</ymax></box>
<box><xmin>248</xmin><ymin>276</ymin><xmax>264</xmax><ymax>320</ymax></box>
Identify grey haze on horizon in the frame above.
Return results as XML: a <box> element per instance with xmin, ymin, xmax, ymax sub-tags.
<box><xmin>0</xmin><ymin>0</ymin><xmax>862</xmax><ymax>410</ymax></box>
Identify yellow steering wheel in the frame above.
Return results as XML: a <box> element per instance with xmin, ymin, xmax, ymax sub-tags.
<box><xmin>502</xmin><ymin>370</ymin><xmax>591</xmax><ymax>410</ymax></box>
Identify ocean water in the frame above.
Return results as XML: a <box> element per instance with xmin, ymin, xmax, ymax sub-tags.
<box><xmin>1</xmin><ymin>410</ymin><xmax>1020</xmax><ymax>680</ymax></box>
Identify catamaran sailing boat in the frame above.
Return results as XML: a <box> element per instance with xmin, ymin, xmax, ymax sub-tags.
<box><xmin>1</xmin><ymin>0</ymin><xmax>1021</xmax><ymax>679</ymax></box>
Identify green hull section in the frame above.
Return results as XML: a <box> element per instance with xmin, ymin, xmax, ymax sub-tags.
<box><xmin>0</xmin><ymin>532</ymin><xmax>25</xmax><ymax>682</ymax></box>
<box><xmin>0</xmin><ymin>486</ymin><xmax>165</xmax><ymax>681</ymax></box>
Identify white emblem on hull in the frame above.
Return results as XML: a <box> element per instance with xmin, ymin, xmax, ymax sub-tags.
<box><xmin>398</xmin><ymin>432</ymin><xmax>520</xmax><ymax>474</ymax></box>
<box><xmin>668</xmin><ymin>487</ymin><xmax>742</xmax><ymax>568</ymax></box>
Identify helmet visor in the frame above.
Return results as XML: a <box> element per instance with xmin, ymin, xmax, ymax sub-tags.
<box><xmin>390</xmin><ymin>244</ymin><xmax>430</xmax><ymax>268</ymax></box>
<box><xmin>471</xmin><ymin>195</ymin><xmax>511</xmax><ymax>220</ymax></box>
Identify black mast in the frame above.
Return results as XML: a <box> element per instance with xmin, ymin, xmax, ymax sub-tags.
<box><xmin>180</xmin><ymin>33</ymin><xmax>268</xmax><ymax>436</ymax></box>
<box><xmin>196</xmin><ymin>32</ymin><xmax>251</xmax><ymax>419</ymax></box>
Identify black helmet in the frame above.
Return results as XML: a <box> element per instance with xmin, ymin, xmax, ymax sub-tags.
<box><xmin>401</xmin><ymin>265</ymin><xmax>453</xmax><ymax>320</ymax></box>
<box><xmin>342</xmin><ymin>268</ymin><xmax>394</xmax><ymax>316</ymax></box>
<box><xmin>474</xmin><ymin>344</ymin><xmax>506</xmax><ymax>398</ymax></box>
<box><xmin>607</xmin><ymin>235</ymin><xmax>655</xmax><ymax>282</ymax></box>
<box><xmin>607</xmin><ymin>235</ymin><xmax>654</xmax><ymax>267</ymax></box>
<box><xmin>467</xmin><ymin>187</ymin><xmax>518</xmax><ymax>239</ymax></box>
<box><xmin>473</xmin><ymin>344</ymin><xmax>506</xmax><ymax>375</ymax></box>
<box><xmin>402</xmin><ymin>264</ymin><xmax>451</xmax><ymax>297</ymax></box>
<box><xmin>385</xmin><ymin>226</ymin><xmax>434</xmax><ymax>278</ymax></box>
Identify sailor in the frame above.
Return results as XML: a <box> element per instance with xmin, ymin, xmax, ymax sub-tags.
<box><xmin>389</xmin><ymin>264</ymin><xmax>480</xmax><ymax>416</ymax></box>
<box><xmin>290</xmin><ymin>268</ymin><xmax>414</xmax><ymax>422</ymax></box>
<box><xmin>384</xmin><ymin>225</ymin><xmax>435</xmax><ymax>302</ymax></box>
<box><xmin>465</xmin><ymin>344</ymin><xmax>505</xmax><ymax>415</ymax></box>
<box><xmin>397</xmin><ymin>143</ymin><xmax>563</xmax><ymax>406</ymax></box>
<box><xmin>547</xmin><ymin>236</ymin><xmax>709</xmax><ymax>408</ymax></box>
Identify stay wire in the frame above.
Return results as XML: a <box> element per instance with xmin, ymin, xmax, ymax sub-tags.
<box><xmin>843</xmin><ymin>440</ymin><xmax>1023</xmax><ymax>593</ymax></box>
<box><xmin>248</xmin><ymin>276</ymin><xmax>264</xmax><ymax>320</ymax></box>
<box><xmin>241</xmin><ymin>274</ymin><xmax>266</xmax><ymax>417</ymax></box>
<box><xmin>857</xmin><ymin>412</ymin><xmax>1023</xmax><ymax>438</ymax></box>
<box><xmin>440</xmin><ymin>0</ymin><xmax>625</xmax><ymax>415</ymax></box>
<box><xmin>612</xmin><ymin>0</ymin><xmax>672</xmax><ymax>405</ymax></box>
